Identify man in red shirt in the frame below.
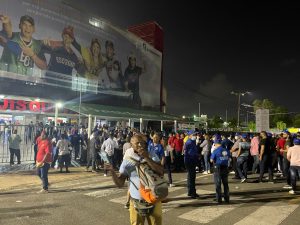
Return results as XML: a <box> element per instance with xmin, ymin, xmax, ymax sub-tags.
<box><xmin>36</xmin><ymin>131</ymin><xmax>52</xmax><ymax>193</ymax></box>
<box><xmin>276</xmin><ymin>133</ymin><xmax>286</xmax><ymax>173</ymax></box>
<box><xmin>173</xmin><ymin>133</ymin><xmax>184</xmax><ymax>172</ymax></box>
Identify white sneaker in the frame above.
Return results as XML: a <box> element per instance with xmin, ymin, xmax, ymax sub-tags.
<box><xmin>169</xmin><ymin>184</ymin><xmax>176</xmax><ymax>187</ymax></box>
<box><xmin>207</xmin><ymin>171</ymin><xmax>211</xmax><ymax>174</ymax></box>
<box><xmin>241</xmin><ymin>178</ymin><xmax>247</xmax><ymax>183</ymax></box>
<box><xmin>104</xmin><ymin>174</ymin><xmax>107</xmax><ymax>177</ymax></box>
<box><xmin>37</xmin><ymin>189</ymin><xmax>48</xmax><ymax>194</ymax></box>
<box><xmin>229</xmin><ymin>171</ymin><xmax>235</xmax><ymax>174</ymax></box>
<box><xmin>289</xmin><ymin>190</ymin><xmax>295</xmax><ymax>195</ymax></box>
<box><xmin>203</xmin><ymin>171</ymin><xmax>208</xmax><ymax>175</ymax></box>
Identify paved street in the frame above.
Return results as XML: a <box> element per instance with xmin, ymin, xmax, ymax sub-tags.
<box><xmin>1</xmin><ymin>168</ymin><xmax>300</xmax><ymax>225</ymax></box>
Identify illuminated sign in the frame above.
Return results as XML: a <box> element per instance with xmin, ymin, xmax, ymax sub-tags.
<box><xmin>0</xmin><ymin>99</ymin><xmax>53</xmax><ymax>112</ymax></box>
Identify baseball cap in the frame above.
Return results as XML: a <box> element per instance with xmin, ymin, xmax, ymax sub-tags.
<box><xmin>293</xmin><ymin>138</ymin><xmax>300</xmax><ymax>145</ymax></box>
<box><xmin>187</xmin><ymin>130</ymin><xmax>197</xmax><ymax>135</ymax></box>
<box><xmin>214</xmin><ymin>138</ymin><xmax>222</xmax><ymax>144</ymax></box>
<box><xmin>241</xmin><ymin>133</ymin><xmax>248</xmax><ymax>139</ymax></box>
<box><xmin>62</xmin><ymin>26</ymin><xmax>74</xmax><ymax>39</ymax></box>
<box><xmin>283</xmin><ymin>130</ymin><xmax>290</xmax><ymax>135</ymax></box>
<box><xmin>20</xmin><ymin>15</ymin><xmax>34</xmax><ymax>26</ymax></box>
<box><xmin>214</xmin><ymin>134</ymin><xmax>221</xmax><ymax>140</ymax></box>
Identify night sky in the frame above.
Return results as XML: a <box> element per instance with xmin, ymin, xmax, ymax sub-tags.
<box><xmin>70</xmin><ymin>0</ymin><xmax>300</xmax><ymax>120</ymax></box>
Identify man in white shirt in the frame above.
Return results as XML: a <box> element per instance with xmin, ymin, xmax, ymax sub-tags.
<box><xmin>101</xmin><ymin>132</ymin><xmax>118</xmax><ymax>176</ymax></box>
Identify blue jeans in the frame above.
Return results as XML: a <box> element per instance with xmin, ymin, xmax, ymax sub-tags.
<box><xmin>213</xmin><ymin>165</ymin><xmax>229</xmax><ymax>203</ymax></box>
<box><xmin>252</xmin><ymin>155</ymin><xmax>259</xmax><ymax>173</ymax></box>
<box><xmin>37</xmin><ymin>163</ymin><xmax>50</xmax><ymax>190</ymax></box>
<box><xmin>203</xmin><ymin>152</ymin><xmax>211</xmax><ymax>172</ymax></box>
<box><xmin>283</xmin><ymin>157</ymin><xmax>291</xmax><ymax>185</ymax></box>
<box><xmin>259</xmin><ymin>154</ymin><xmax>273</xmax><ymax>182</ymax></box>
<box><xmin>237</xmin><ymin>156</ymin><xmax>248</xmax><ymax>179</ymax></box>
<box><xmin>290</xmin><ymin>166</ymin><xmax>300</xmax><ymax>191</ymax></box>
<box><xmin>185</xmin><ymin>161</ymin><xmax>197</xmax><ymax>195</ymax></box>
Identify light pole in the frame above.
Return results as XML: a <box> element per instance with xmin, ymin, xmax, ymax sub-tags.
<box><xmin>231</xmin><ymin>91</ymin><xmax>250</xmax><ymax>128</ymax></box>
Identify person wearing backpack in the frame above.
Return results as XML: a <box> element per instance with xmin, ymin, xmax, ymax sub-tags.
<box><xmin>106</xmin><ymin>134</ymin><xmax>164</xmax><ymax>225</ymax></box>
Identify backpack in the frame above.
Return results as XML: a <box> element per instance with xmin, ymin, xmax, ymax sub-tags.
<box><xmin>126</xmin><ymin>157</ymin><xmax>168</xmax><ymax>204</ymax></box>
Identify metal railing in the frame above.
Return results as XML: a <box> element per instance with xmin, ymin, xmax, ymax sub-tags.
<box><xmin>0</xmin><ymin>124</ymin><xmax>78</xmax><ymax>164</ymax></box>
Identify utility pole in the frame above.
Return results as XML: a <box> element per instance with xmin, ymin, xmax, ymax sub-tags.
<box><xmin>231</xmin><ymin>91</ymin><xmax>250</xmax><ymax>129</ymax></box>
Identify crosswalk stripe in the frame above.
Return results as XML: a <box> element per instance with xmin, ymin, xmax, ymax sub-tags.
<box><xmin>109</xmin><ymin>186</ymin><xmax>184</xmax><ymax>205</ymax></box>
<box><xmin>178</xmin><ymin>204</ymin><xmax>237</xmax><ymax>224</ymax></box>
<box><xmin>51</xmin><ymin>178</ymin><xmax>111</xmax><ymax>189</ymax></box>
<box><xmin>233</xmin><ymin>202</ymin><xmax>299</xmax><ymax>225</ymax></box>
<box><xmin>85</xmin><ymin>187</ymin><xmax>126</xmax><ymax>198</ymax></box>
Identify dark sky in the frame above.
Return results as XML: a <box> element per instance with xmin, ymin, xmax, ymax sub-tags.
<box><xmin>70</xmin><ymin>0</ymin><xmax>300</xmax><ymax>120</ymax></box>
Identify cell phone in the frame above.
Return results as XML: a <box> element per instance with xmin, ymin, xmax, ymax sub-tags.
<box><xmin>99</xmin><ymin>151</ymin><xmax>110</xmax><ymax>164</ymax></box>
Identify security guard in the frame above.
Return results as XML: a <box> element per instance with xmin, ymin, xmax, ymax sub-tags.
<box><xmin>210</xmin><ymin>135</ymin><xmax>230</xmax><ymax>204</ymax></box>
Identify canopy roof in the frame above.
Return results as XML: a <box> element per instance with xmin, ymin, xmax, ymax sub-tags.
<box><xmin>64</xmin><ymin>103</ymin><xmax>179</xmax><ymax>121</ymax></box>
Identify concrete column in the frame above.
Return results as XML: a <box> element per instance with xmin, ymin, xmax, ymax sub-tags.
<box><xmin>139</xmin><ymin>118</ymin><xmax>143</xmax><ymax>132</ymax></box>
<box><xmin>174</xmin><ymin>120</ymin><xmax>177</xmax><ymax>133</ymax></box>
<box><xmin>128</xmin><ymin>119</ymin><xmax>131</xmax><ymax>128</ymax></box>
<box><xmin>161</xmin><ymin>120</ymin><xmax>163</xmax><ymax>131</ymax></box>
<box><xmin>54</xmin><ymin>104</ymin><xmax>58</xmax><ymax>127</ymax></box>
<box><xmin>88</xmin><ymin>114</ymin><xmax>92</xmax><ymax>138</ymax></box>
<box><xmin>94</xmin><ymin>116</ymin><xmax>97</xmax><ymax>127</ymax></box>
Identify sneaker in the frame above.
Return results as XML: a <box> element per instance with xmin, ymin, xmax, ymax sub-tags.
<box><xmin>241</xmin><ymin>178</ymin><xmax>247</xmax><ymax>183</ymax></box>
<box><xmin>169</xmin><ymin>184</ymin><xmax>176</xmax><ymax>187</ymax></box>
<box><xmin>283</xmin><ymin>185</ymin><xmax>292</xmax><ymax>189</ymax></box>
<box><xmin>229</xmin><ymin>171</ymin><xmax>235</xmax><ymax>174</ymax></box>
<box><xmin>208</xmin><ymin>171</ymin><xmax>211</xmax><ymax>174</ymax></box>
<box><xmin>124</xmin><ymin>202</ymin><xmax>130</xmax><ymax>209</ymax></box>
<box><xmin>37</xmin><ymin>189</ymin><xmax>48</xmax><ymax>194</ymax></box>
<box><xmin>203</xmin><ymin>171</ymin><xmax>208</xmax><ymax>175</ymax></box>
<box><xmin>289</xmin><ymin>190</ymin><xmax>295</xmax><ymax>195</ymax></box>
<box><xmin>104</xmin><ymin>174</ymin><xmax>107</xmax><ymax>177</ymax></box>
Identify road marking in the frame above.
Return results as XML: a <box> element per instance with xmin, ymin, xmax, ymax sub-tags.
<box><xmin>109</xmin><ymin>186</ymin><xmax>184</xmax><ymax>205</ymax></box>
<box><xmin>85</xmin><ymin>187</ymin><xmax>126</xmax><ymax>198</ymax></box>
<box><xmin>233</xmin><ymin>202</ymin><xmax>299</xmax><ymax>225</ymax></box>
<box><xmin>179</xmin><ymin>204</ymin><xmax>237</xmax><ymax>223</ymax></box>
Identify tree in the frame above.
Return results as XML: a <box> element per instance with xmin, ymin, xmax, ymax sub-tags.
<box><xmin>252</xmin><ymin>99</ymin><xmax>262</xmax><ymax>112</ymax></box>
<box><xmin>248</xmin><ymin>121</ymin><xmax>256</xmax><ymax>132</ymax></box>
<box><xmin>272</xmin><ymin>106</ymin><xmax>292</xmax><ymax>127</ymax></box>
<box><xmin>208</xmin><ymin>115</ymin><xmax>224</xmax><ymax>128</ymax></box>
<box><xmin>261</xmin><ymin>99</ymin><xmax>274</xmax><ymax>110</ymax></box>
<box><xmin>293</xmin><ymin>114</ymin><xmax>300</xmax><ymax>127</ymax></box>
<box><xmin>276</xmin><ymin>121</ymin><xmax>287</xmax><ymax>131</ymax></box>
<box><xmin>228</xmin><ymin>118</ymin><xmax>237</xmax><ymax>129</ymax></box>
<box><xmin>252</xmin><ymin>98</ymin><xmax>292</xmax><ymax>128</ymax></box>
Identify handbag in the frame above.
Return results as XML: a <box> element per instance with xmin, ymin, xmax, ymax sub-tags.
<box><xmin>132</xmin><ymin>198</ymin><xmax>155</xmax><ymax>217</ymax></box>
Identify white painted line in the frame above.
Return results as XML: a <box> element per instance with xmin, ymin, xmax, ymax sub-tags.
<box><xmin>109</xmin><ymin>186</ymin><xmax>184</xmax><ymax>205</ymax></box>
<box><xmin>110</xmin><ymin>195</ymin><xmax>127</xmax><ymax>204</ymax></box>
<box><xmin>233</xmin><ymin>202</ymin><xmax>299</xmax><ymax>225</ymax></box>
<box><xmin>179</xmin><ymin>204</ymin><xmax>237</xmax><ymax>223</ymax></box>
<box><xmin>85</xmin><ymin>188</ymin><xmax>125</xmax><ymax>198</ymax></box>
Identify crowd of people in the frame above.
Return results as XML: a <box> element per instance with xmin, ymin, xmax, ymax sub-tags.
<box><xmin>7</xmin><ymin>122</ymin><xmax>300</xmax><ymax>224</ymax></box>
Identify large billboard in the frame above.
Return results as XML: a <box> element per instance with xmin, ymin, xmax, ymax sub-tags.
<box><xmin>0</xmin><ymin>0</ymin><xmax>162</xmax><ymax>109</ymax></box>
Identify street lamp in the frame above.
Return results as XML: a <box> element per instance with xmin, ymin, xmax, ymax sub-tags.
<box><xmin>54</xmin><ymin>102</ymin><xmax>63</xmax><ymax>127</ymax></box>
<box><xmin>231</xmin><ymin>91</ymin><xmax>250</xmax><ymax>128</ymax></box>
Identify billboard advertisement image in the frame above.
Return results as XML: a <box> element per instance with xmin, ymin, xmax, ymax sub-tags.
<box><xmin>0</xmin><ymin>0</ymin><xmax>162</xmax><ymax>109</ymax></box>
